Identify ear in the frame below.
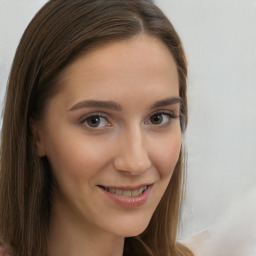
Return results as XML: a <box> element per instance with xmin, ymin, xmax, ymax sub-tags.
<box><xmin>30</xmin><ymin>120</ymin><xmax>47</xmax><ymax>157</ymax></box>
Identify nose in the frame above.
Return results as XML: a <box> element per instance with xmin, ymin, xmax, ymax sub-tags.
<box><xmin>113</xmin><ymin>126</ymin><xmax>152</xmax><ymax>175</ymax></box>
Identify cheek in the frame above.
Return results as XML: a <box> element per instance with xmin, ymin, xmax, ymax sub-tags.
<box><xmin>151</xmin><ymin>131</ymin><xmax>182</xmax><ymax>178</ymax></box>
<box><xmin>45</xmin><ymin>132</ymin><xmax>112</xmax><ymax>183</ymax></box>
<box><xmin>44</xmin><ymin>135</ymin><xmax>112</xmax><ymax>205</ymax></box>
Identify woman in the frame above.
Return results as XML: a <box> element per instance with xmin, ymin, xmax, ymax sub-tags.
<box><xmin>0</xmin><ymin>0</ymin><xmax>193</xmax><ymax>255</ymax></box>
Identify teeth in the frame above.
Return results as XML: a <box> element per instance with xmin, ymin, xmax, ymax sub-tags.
<box><xmin>106</xmin><ymin>186</ymin><xmax>148</xmax><ymax>197</ymax></box>
<box><xmin>122</xmin><ymin>190</ymin><xmax>132</xmax><ymax>197</ymax></box>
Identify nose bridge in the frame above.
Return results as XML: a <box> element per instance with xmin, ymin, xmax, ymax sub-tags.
<box><xmin>114</xmin><ymin>124</ymin><xmax>151</xmax><ymax>175</ymax></box>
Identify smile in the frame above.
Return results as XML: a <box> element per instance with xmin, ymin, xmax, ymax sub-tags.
<box><xmin>99</xmin><ymin>185</ymin><xmax>148</xmax><ymax>197</ymax></box>
<box><xmin>97</xmin><ymin>184</ymin><xmax>153</xmax><ymax>208</ymax></box>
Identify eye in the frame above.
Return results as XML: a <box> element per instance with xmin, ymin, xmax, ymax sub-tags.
<box><xmin>147</xmin><ymin>112</ymin><xmax>177</xmax><ymax>126</ymax></box>
<box><xmin>82</xmin><ymin>115</ymin><xmax>110</xmax><ymax>128</ymax></box>
<box><xmin>150</xmin><ymin>113</ymin><xmax>165</xmax><ymax>125</ymax></box>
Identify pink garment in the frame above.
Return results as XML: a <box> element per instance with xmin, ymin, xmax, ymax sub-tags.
<box><xmin>0</xmin><ymin>246</ymin><xmax>10</xmax><ymax>256</ymax></box>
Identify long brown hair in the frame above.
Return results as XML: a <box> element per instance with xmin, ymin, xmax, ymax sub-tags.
<box><xmin>0</xmin><ymin>0</ymin><xmax>193</xmax><ymax>255</ymax></box>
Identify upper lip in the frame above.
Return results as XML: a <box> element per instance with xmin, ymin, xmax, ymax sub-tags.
<box><xmin>97</xmin><ymin>183</ymin><xmax>153</xmax><ymax>190</ymax></box>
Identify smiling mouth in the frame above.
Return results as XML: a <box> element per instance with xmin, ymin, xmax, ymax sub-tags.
<box><xmin>98</xmin><ymin>185</ymin><xmax>149</xmax><ymax>197</ymax></box>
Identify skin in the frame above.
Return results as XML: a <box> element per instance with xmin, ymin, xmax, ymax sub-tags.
<box><xmin>33</xmin><ymin>34</ymin><xmax>181</xmax><ymax>256</ymax></box>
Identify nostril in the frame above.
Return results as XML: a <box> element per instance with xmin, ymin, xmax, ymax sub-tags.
<box><xmin>113</xmin><ymin>157</ymin><xmax>151</xmax><ymax>175</ymax></box>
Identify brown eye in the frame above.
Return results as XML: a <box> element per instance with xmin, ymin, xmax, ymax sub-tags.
<box><xmin>83</xmin><ymin>115</ymin><xmax>109</xmax><ymax>128</ymax></box>
<box><xmin>147</xmin><ymin>112</ymin><xmax>176</xmax><ymax>126</ymax></box>
<box><xmin>87</xmin><ymin>116</ymin><xmax>100</xmax><ymax>127</ymax></box>
<box><xmin>150</xmin><ymin>114</ymin><xmax>163</xmax><ymax>125</ymax></box>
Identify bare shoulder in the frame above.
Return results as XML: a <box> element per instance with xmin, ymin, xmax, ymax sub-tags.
<box><xmin>179</xmin><ymin>230</ymin><xmax>210</xmax><ymax>255</ymax></box>
<box><xmin>180</xmin><ymin>187</ymin><xmax>256</xmax><ymax>256</ymax></box>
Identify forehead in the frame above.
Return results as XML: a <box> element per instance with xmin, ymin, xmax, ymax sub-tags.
<box><xmin>56</xmin><ymin>34</ymin><xmax>179</xmax><ymax>106</ymax></box>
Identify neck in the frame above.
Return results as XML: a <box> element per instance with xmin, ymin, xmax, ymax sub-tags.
<box><xmin>47</xmin><ymin>198</ymin><xmax>124</xmax><ymax>256</ymax></box>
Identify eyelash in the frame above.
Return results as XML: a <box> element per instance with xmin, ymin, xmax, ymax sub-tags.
<box><xmin>79</xmin><ymin>112</ymin><xmax>111</xmax><ymax>129</ymax></box>
<box><xmin>145</xmin><ymin>112</ymin><xmax>179</xmax><ymax>126</ymax></box>
<box><xmin>79</xmin><ymin>111</ymin><xmax>179</xmax><ymax>130</ymax></box>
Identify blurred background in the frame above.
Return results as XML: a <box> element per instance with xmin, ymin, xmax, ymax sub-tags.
<box><xmin>0</xmin><ymin>0</ymin><xmax>255</xmax><ymax>244</ymax></box>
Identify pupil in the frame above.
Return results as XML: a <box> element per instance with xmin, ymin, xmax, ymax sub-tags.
<box><xmin>88</xmin><ymin>116</ymin><xmax>100</xmax><ymax>127</ymax></box>
<box><xmin>150</xmin><ymin>114</ymin><xmax>163</xmax><ymax>124</ymax></box>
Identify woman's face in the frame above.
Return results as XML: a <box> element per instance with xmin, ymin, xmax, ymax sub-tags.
<box><xmin>35</xmin><ymin>34</ymin><xmax>181</xmax><ymax>237</ymax></box>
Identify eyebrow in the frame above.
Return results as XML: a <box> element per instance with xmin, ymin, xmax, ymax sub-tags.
<box><xmin>69</xmin><ymin>97</ymin><xmax>182</xmax><ymax>112</ymax></box>
<box><xmin>150</xmin><ymin>97</ymin><xmax>182</xmax><ymax>109</ymax></box>
<box><xmin>69</xmin><ymin>100</ymin><xmax>122</xmax><ymax>111</ymax></box>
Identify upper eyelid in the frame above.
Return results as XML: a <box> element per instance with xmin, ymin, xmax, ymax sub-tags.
<box><xmin>78</xmin><ymin>112</ymin><xmax>110</xmax><ymax>122</ymax></box>
<box><xmin>148</xmin><ymin>109</ymin><xmax>179</xmax><ymax>117</ymax></box>
<box><xmin>151</xmin><ymin>104</ymin><xmax>180</xmax><ymax>111</ymax></box>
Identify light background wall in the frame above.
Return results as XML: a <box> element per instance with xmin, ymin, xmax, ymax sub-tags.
<box><xmin>0</xmin><ymin>0</ymin><xmax>255</xmax><ymax>239</ymax></box>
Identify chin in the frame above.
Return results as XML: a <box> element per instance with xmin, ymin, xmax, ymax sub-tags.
<box><xmin>109</xmin><ymin>213</ymin><xmax>152</xmax><ymax>238</ymax></box>
<box><xmin>116</xmin><ymin>225</ymin><xmax>149</xmax><ymax>238</ymax></box>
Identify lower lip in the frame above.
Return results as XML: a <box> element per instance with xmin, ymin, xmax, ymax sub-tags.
<box><xmin>99</xmin><ymin>185</ymin><xmax>152</xmax><ymax>208</ymax></box>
